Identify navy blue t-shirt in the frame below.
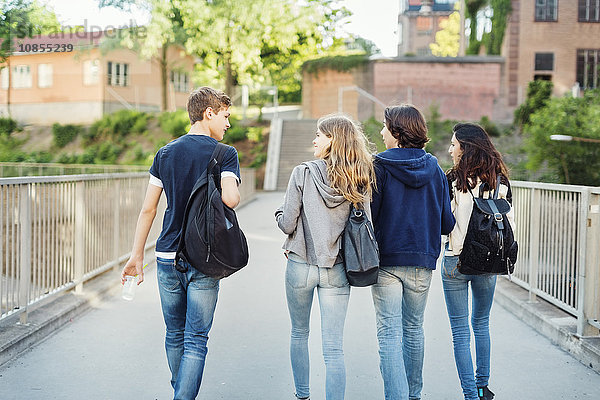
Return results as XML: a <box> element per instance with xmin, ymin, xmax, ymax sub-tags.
<box><xmin>149</xmin><ymin>134</ymin><xmax>240</xmax><ymax>256</ymax></box>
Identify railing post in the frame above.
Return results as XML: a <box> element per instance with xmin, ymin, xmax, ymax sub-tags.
<box><xmin>113</xmin><ymin>179</ymin><xmax>121</xmax><ymax>269</ymax></box>
<box><xmin>581</xmin><ymin>190</ymin><xmax>600</xmax><ymax>336</ymax></box>
<box><xmin>528</xmin><ymin>187</ymin><xmax>541</xmax><ymax>302</ymax></box>
<box><xmin>18</xmin><ymin>184</ymin><xmax>32</xmax><ymax>324</ymax></box>
<box><xmin>576</xmin><ymin>188</ymin><xmax>590</xmax><ymax>336</ymax></box>
<box><xmin>74</xmin><ymin>181</ymin><xmax>85</xmax><ymax>294</ymax></box>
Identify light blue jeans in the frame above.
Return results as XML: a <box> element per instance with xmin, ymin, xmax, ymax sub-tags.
<box><xmin>285</xmin><ymin>252</ymin><xmax>350</xmax><ymax>400</ymax></box>
<box><xmin>156</xmin><ymin>257</ymin><xmax>220</xmax><ymax>400</ymax></box>
<box><xmin>441</xmin><ymin>254</ymin><xmax>496</xmax><ymax>400</ymax></box>
<box><xmin>371</xmin><ymin>266</ymin><xmax>433</xmax><ymax>400</ymax></box>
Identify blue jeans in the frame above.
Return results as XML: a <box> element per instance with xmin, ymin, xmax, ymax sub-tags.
<box><xmin>371</xmin><ymin>266</ymin><xmax>433</xmax><ymax>400</ymax></box>
<box><xmin>441</xmin><ymin>255</ymin><xmax>496</xmax><ymax>400</ymax></box>
<box><xmin>156</xmin><ymin>257</ymin><xmax>220</xmax><ymax>400</ymax></box>
<box><xmin>285</xmin><ymin>252</ymin><xmax>350</xmax><ymax>400</ymax></box>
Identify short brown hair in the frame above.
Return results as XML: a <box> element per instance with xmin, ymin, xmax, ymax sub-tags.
<box><xmin>187</xmin><ymin>87</ymin><xmax>231</xmax><ymax>124</ymax></box>
<box><xmin>384</xmin><ymin>104</ymin><xmax>429</xmax><ymax>149</ymax></box>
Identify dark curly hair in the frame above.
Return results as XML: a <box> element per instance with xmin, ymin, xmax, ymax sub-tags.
<box><xmin>447</xmin><ymin>122</ymin><xmax>509</xmax><ymax>193</ymax></box>
<box><xmin>383</xmin><ymin>104</ymin><xmax>429</xmax><ymax>149</ymax></box>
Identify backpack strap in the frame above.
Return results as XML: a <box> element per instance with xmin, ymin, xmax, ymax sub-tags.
<box><xmin>493</xmin><ymin>175</ymin><xmax>502</xmax><ymax>200</ymax></box>
<box><xmin>208</xmin><ymin>143</ymin><xmax>230</xmax><ymax>191</ymax></box>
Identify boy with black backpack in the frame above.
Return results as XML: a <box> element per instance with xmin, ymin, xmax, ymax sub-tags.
<box><xmin>121</xmin><ymin>87</ymin><xmax>241</xmax><ymax>400</ymax></box>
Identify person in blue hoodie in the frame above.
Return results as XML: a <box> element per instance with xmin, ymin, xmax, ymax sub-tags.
<box><xmin>370</xmin><ymin>104</ymin><xmax>455</xmax><ymax>400</ymax></box>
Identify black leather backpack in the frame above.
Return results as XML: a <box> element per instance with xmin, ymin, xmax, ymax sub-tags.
<box><xmin>175</xmin><ymin>143</ymin><xmax>249</xmax><ymax>278</ymax></box>
<box><xmin>458</xmin><ymin>176</ymin><xmax>518</xmax><ymax>276</ymax></box>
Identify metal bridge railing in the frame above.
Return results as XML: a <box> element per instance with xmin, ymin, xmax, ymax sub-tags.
<box><xmin>511</xmin><ymin>181</ymin><xmax>600</xmax><ymax>336</ymax></box>
<box><xmin>1</xmin><ymin>169</ymin><xmax>256</xmax><ymax>324</ymax></box>
<box><xmin>0</xmin><ymin>162</ymin><xmax>148</xmax><ymax>178</ymax></box>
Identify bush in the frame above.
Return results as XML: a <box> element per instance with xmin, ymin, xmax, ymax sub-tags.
<box><xmin>0</xmin><ymin>117</ymin><xmax>17</xmax><ymax>136</ymax></box>
<box><xmin>158</xmin><ymin>110</ymin><xmax>190</xmax><ymax>137</ymax></box>
<box><xmin>52</xmin><ymin>123</ymin><xmax>82</xmax><ymax>148</ymax></box>
<box><xmin>247</xmin><ymin>126</ymin><xmax>263</xmax><ymax>142</ymax></box>
<box><xmin>361</xmin><ymin>117</ymin><xmax>386</xmax><ymax>153</ymax></box>
<box><xmin>514</xmin><ymin>80</ymin><xmax>553</xmax><ymax>130</ymax></box>
<box><xmin>479</xmin><ymin>116</ymin><xmax>501</xmax><ymax>137</ymax></box>
<box><xmin>222</xmin><ymin>116</ymin><xmax>248</xmax><ymax>144</ymax></box>
<box><xmin>88</xmin><ymin>109</ymin><xmax>149</xmax><ymax>141</ymax></box>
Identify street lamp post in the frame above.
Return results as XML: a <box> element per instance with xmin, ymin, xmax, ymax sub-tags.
<box><xmin>550</xmin><ymin>135</ymin><xmax>600</xmax><ymax>144</ymax></box>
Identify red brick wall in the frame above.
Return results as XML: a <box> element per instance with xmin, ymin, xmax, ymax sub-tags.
<box><xmin>303</xmin><ymin>58</ymin><xmax>507</xmax><ymax>122</ymax></box>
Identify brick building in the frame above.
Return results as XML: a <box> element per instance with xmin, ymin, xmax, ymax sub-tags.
<box><xmin>398</xmin><ymin>0</ymin><xmax>459</xmax><ymax>57</ymax></box>
<box><xmin>503</xmin><ymin>0</ymin><xmax>600</xmax><ymax>106</ymax></box>
<box><xmin>0</xmin><ymin>31</ymin><xmax>195</xmax><ymax>125</ymax></box>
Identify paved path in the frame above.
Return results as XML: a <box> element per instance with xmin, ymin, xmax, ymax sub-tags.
<box><xmin>1</xmin><ymin>192</ymin><xmax>599</xmax><ymax>399</ymax></box>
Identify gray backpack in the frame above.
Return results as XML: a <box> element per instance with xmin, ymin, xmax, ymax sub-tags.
<box><xmin>342</xmin><ymin>204</ymin><xmax>380</xmax><ymax>286</ymax></box>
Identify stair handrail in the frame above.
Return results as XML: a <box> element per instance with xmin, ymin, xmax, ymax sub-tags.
<box><xmin>338</xmin><ymin>86</ymin><xmax>387</xmax><ymax>113</ymax></box>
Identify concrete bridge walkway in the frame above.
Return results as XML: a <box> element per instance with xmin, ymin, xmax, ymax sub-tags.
<box><xmin>1</xmin><ymin>192</ymin><xmax>599</xmax><ymax>399</ymax></box>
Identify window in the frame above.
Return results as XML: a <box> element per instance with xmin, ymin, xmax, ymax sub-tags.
<box><xmin>37</xmin><ymin>64</ymin><xmax>53</xmax><ymax>88</ymax></box>
<box><xmin>416</xmin><ymin>16</ymin><xmax>433</xmax><ymax>32</ymax></box>
<box><xmin>170</xmin><ymin>71</ymin><xmax>189</xmax><ymax>92</ymax></box>
<box><xmin>12</xmin><ymin>65</ymin><xmax>32</xmax><ymax>88</ymax></box>
<box><xmin>579</xmin><ymin>0</ymin><xmax>600</xmax><ymax>22</ymax></box>
<box><xmin>535</xmin><ymin>53</ymin><xmax>554</xmax><ymax>71</ymax></box>
<box><xmin>535</xmin><ymin>0</ymin><xmax>558</xmax><ymax>21</ymax></box>
<box><xmin>577</xmin><ymin>49</ymin><xmax>600</xmax><ymax>89</ymax></box>
<box><xmin>417</xmin><ymin>47</ymin><xmax>431</xmax><ymax>56</ymax></box>
<box><xmin>107</xmin><ymin>61</ymin><xmax>129</xmax><ymax>86</ymax></box>
<box><xmin>83</xmin><ymin>59</ymin><xmax>100</xmax><ymax>85</ymax></box>
<box><xmin>1</xmin><ymin>68</ymin><xmax>8</xmax><ymax>89</ymax></box>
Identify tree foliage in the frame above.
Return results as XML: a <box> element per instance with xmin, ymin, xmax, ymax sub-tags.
<box><xmin>524</xmin><ymin>90</ymin><xmax>600</xmax><ymax>186</ymax></box>
<box><xmin>485</xmin><ymin>0</ymin><xmax>510</xmax><ymax>55</ymax></box>
<box><xmin>175</xmin><ymin>0</ymin><xmax>348</xmax><ymax>96</ymax></box>
<box><xmin>1</xmin><ymin>0</ymin><xmax>60</xmax><ymax>61</ymax></box>
<box><xmin>99</xmin><ymin>0</ymin><xmax>348</xmax><ymax>101</ymax></box>
<box><xmin>514</xmin><ymin>80</ymin><xmax>553</xmax><ymax>130</ymax></box>
<box><xmin>465</xmin><ymin>0</ymin><xmax>486</xmax><ymax>55</ymax></box>
<box><xmin>430</xmin><ymin>4</ymin><xmax>460</xmax><ymax>57</ymax></box>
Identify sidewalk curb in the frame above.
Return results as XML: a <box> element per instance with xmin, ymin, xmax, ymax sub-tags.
<box><xmin>0</xmin><ymin>266</ymin><xmax>124</xmax><ymax>368</ymax></box>
<box><xmin>494</xmin><ymin>277</ymin><xmax>600</xmax><ymax>374</ymax></box>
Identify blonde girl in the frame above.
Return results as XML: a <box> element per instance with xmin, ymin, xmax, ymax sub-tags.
<box><xmin>275</xmin><ymin>114</ymin><xmax>375</xmax><ymax>400</ymax></box>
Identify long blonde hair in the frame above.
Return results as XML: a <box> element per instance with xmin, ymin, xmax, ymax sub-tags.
<box><xmin>317</xmin><ymin>114</ymin><xmax>376</xmax><ymax>206</ymax></box>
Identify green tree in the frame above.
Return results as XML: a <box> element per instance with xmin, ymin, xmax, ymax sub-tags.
<box><xmin>514</xmin><ymin>80</ymin><xmax>553</xmax><ymax>131</ymax></box>
<box><xmin>1</xmin><ymin>0</ymin><xmax>60</xmax><ymax>116</ymax></box>
<box><xmin>430</xmin><ymin>3</ymin><xmax>460</xmax><ymax>57</ymax></box>
<box><xmin>176</xmin><ymin>0</ymin><xmax>347</xmax><ymax>96</ymax></box>
<box><xmin>524</xmin><ymin>90</ymin><xmax>600</xmax><ymax>185</ymax></box>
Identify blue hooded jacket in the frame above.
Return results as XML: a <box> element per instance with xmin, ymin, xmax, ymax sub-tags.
<box><xmin>371</xmin><ymin>148</ymin><xmax>455</xmax><ymax>269</ymax></box>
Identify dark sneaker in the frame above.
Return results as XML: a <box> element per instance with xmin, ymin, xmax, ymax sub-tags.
<box><xmin>477</xmin><ymin>386</ymin><xmax>495</xmax><ymax>400</ymax></box>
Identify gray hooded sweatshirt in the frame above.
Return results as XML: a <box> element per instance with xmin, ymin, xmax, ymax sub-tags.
<box><xmin>275</xmin><ymin>159</ymin><xmax>370</xmax><ymax>267</ymax></box>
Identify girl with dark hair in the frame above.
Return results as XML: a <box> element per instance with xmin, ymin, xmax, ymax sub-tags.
<box><xmin>371</xmin><ymin>104</ymin><xmax>455</xmax><ymax>400</ymax></box>
<box><xmin>443</xmin><ymin>123</ymin><xmax>514</xmax><ymax>400</ymax></box>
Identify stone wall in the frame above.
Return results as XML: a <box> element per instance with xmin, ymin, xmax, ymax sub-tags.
<box><xmin>302</xmin><ymin>57</ymin><xmax>509</xmax><ymax>122</ymax></box>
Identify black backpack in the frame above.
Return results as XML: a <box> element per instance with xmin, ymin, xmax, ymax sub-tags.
<box><xmin>175</xmin><ymin>143</ymin><xmax>249</xmax><ymax>278</ymax></box>
<box><xmin>458</xmin><ymin>176</ymin><xmax>518</xmax><ymax>276</ymax></box>
<box><xmin>342</xmin><ymin>204</ymin><xmax>380</xmax><ymax>286</ymax></box>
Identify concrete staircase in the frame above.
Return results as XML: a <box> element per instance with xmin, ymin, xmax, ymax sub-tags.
<box><xmin>274</xmin><ymin>119</ymin><xmax>317</xmax><ymax>191</ymax></box>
